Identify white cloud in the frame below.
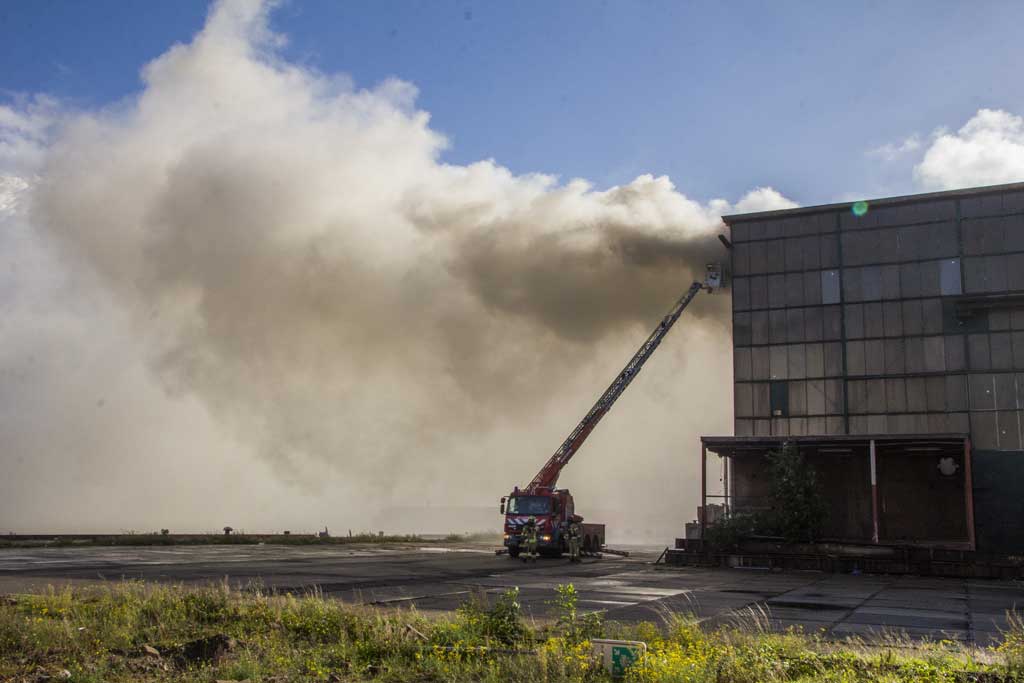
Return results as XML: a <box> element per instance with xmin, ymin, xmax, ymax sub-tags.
<box><xmin>914</xmin><ymin>109</ymin><xmax>1024</xmax><ymax>189</ymax></box>
<box><xmin>866</xmin><ymin>134</ymin><xmax>922</xmax><ymax>162</ymax></box>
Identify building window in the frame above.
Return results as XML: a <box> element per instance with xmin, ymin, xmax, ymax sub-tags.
<box><xmin>821</xmin><ymin>270</ymin><xmax>841</xmax><ymax>304</ymax></box>
<box><xmin>940</xmin><ymin>258</ymin><xmax>962</xmax><ymax>296</ymax></box>
<box><xmin>770</xmin><ymin>381</ymin><xmax>789</xmax><ymax>417</ymax></box>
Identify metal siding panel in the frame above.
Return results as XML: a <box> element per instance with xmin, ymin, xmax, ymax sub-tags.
<box><xmin>998</xmin><ymin>411</ymin><xmax>1021</xmax><ymax>450</ymax></box>
<box><xmin>789</xmin><ymin>380</ymin><xmax>807</xmax><ymax>416</ymax></box>
<box><xmin>883</xmin><ymin>302</ymin><xmax>903</xmax><ymax>337</ymax></box>
<box><xmin>786</xmin><ymin>308</ymin><xmax>805</xmax><ymax>343</ymax></box>
<box><xmin>751</xmin><ymin>347</ymin><xmax>770</xmax><ymax>380</ymax></box>
<box><xmin>825</xmin><ymin>379</ymin><xmax>845</xmax><ymax>414</ymax></box>
<box><xmin>862</xmin><ymin>266</ymin><xmax>882</xmax><ymax>301</ymax></box>
<box><xmin>803</xmin><ymin>270</ymin><xmax>821</xmax><ymax>305</ymax></box>
<box><xmin>820</xmin><ymin>234</ymin><xmax>839</xmax><ymax>268</ymax></box>
<box><xmin>769</xmin><ymin>309</ymin><xmax>787</xmax><ymax>344</ymax></box>
<box><xmin>734</xmin><ymin>347</ymin><xmax>752</xmax><ymax>381</ymax></box>
<box><xmin>921</xmin><ymin>299</ymin><xmax>944</xmax><ymax>335</ymax></box>
<box><xmin>969</xmin><ymin>334</ymin><xmax>991</xmax><ymax>370</ymax></box>
<box><xmin>904</xmin><ymin>337</ymin><xmax>924</xmax><ymax>373</ymax></box>
<box><xmin>1013</xmin><ymin>332</ymin><xmax>1024</xmax><ymax>370</ymax></box>
<box><xmin>843</xmin><ymin>268</ymin><xmax>862</xmax><ymax>303</ymax></box>
<box><xmin>864</xmin><ymin>339</ymin><xmax>885</xmax><ymax>375</ymax></box>
<box><xmin>846</xmin><ymin>340</ymin><xmax>865</xmax><ymax>376</ymax></box>
<box><xmin>991</xmin><ymin>310</ymin><xmax>1012</xmax><ymax>330</ymax></box>
<box><xmin>948</xmin><ymin>412</ymin><xmax>970</xmax><ymax>433</ymax></box>
<box><xmin>768</xmin><ymin>274</ymin><xmax>787</xmax><ymax>308</ymax></box>
<box><xmin>733</xmin><ymin>277</ymin><xmax>750</xmax><ymax>310</ymax></box>
<box><xmin>849</xmin><ymin>416</ymin><xmax>869</xmax><ymax>434</ymax></box>
<box><xmin>786</xmin><ymin>273</ymin><xmax>804</xmax><ymax>306</ymax></box>
<box><xmin>971</xmin><ymin>411</ymin><xmax>998</xmax><ymax>450</ymax></box>
<box><xmin>994</xmin><ymin>372</ymin><xmax>1017</xmax><ymax>410</ymax></box>
<box><xmin>845</xmin><ymin>304</ymin><xmax>864</xmax><ymax>339</ymax></box>
<box><xmin>946</xmin><ymin>375</ymin><xmax>969</xmax><ymax>412</ymax></box>
<box><xmin>900</xmin><ymin>262</ymin><xmax>921</xmax><ymax>298</ymax></box>
<box><xmin>863</xmin><ymin>302</ymin><xmax>884</xmax><ymax>338</ymax></box>
<box><xmin>803</xmin><ymin>306</ymin><xmax>823</xmax><ymax>342</ymax></box>
<box><xmin>807</xmin><ymin>416</ymin><xmax>826</xmax><ymax>435</ymax></box>
<box><xmin>806</xmin><ymin>343</ymin><xmax>824</xmax><ymax>378</ymax></box>
<box><xmin>765</xmin><ymin>240</ymin><xmax>785</xmax><ymax>271</ymax></box>
<box><xmin>847</xmin><ymin>380</ymin><xmax>866</xmax><ymax>414</ymax></box>
<box><xmin>885</xmin><ymin>338</ymin><xmax>907</xmax><ymax>374</ymax></box>
<box><xmin>734</xmin><ymin>312</ymin><xmax>752</xmax><ymax>346</ymax></box>
<box><xmin>826</xmin><ymin>416</ymin><xmax>845</xmax><ymax>434</ymax></box>
<box><xmin>919</xmin><ymin>260</ymin><xmax>941</xmax><ymax>296</ymax></box>
<box><xmin>867</xmin><ymin>415</ymin><xmax>887</xmax><ymax>433</ymax></box>
<box><xmin>751</xmin><ymin>310</ymin><xmax>769</xmax><ymax>342</ymax></box>
<box><xmin>945</xmin><ymin>335</ymin><xmax>966</xmax><ymax>371</ymax></box>
<box><xmin>823</xmin><ymin>306</ymin><xmax>843</xmax><ymax>340</ymax></box>
<box><xmin>992</xmin><ymin>332</ymin><xmax>1014</xmax><ymax>370</ymax></box>
<box><xmin>807</xmin><ymin>379</ymin><xmax>826</xmax><ymax>414</ymax></box>
<box><xmin>735</xmin><ymin>383</ymin><xmax>753</xmax><ymax>417</ymax></box>
<box><xmin>770</xmin><ymin>345</ymin><xmax>788</xmax><ymax>380</ymax></box>
<box><xmin>881</xmin><ymin>265</ymin><xmax>901</xmax><ymax>299</ymax></box>
<box><xmin>754</xmin><ymin>419</ymin><xmax>771</xmax><ymax>436</ymax></box>
<box><xmin>969</xmin><ymin>373</ymin><xmax>995</xmax><ymax>410</ymax></box>
<box><xmin>785</xmin><ymin>238</ymin><xmax>803</xmax><ymax>272</ymax></box>
<box><xmin>866</xmin><ymin>380</ymin><xmax>885</xmax><ymax>413</ymax></box>
<box><xmin>925</xmin><ymin>376</ymin><xmax>946</xmax><ymax>412</ymax></box>
<box><xmin>902</xmin><ymin>300</ymin><xmax>924</xmax><ymax>336</ymax></box>
<box><xmin>906</xmin><ymin>377</ymin><xmax>927</xmax><ymax>412</ymax></box>
<box><xmin>885</xmin><ymin>378</ymin><xmax>907</xmax><ymax>413</ymax></box>
<box><xmin>788</xmin><ymin>344</ymin><xmax>807</xmax><ymax>379</ymax></box>
<box><xmin>1008</xmin><ymin>253</ymin><xmax>1024</xmax><ymax>291</ymax></box>
<box><xmin>824</xmin><ymin>342</ymin><xmax>843</xmax><ymax>377</ymax></box>
<box><xmin>735</xmin><ymin>419</ymin><xmax>753</xmax><ymax>436</ymax></box>
<box><xmin>802</xmin><ymin>236</ymin><xmax>821</xmax><ymax>270</ymax></box>
<box><xmin>752</xmin><ymin>383</ymin><xmax>771</xmax><ymax>417</ymax></box>
<box><xmin>750</xmin><ymin>275</ymin><xmax>768</xmax><ymax>309</ymax></box>
<box><xmin>922</xmin><ymin>336</ymin><xmax>945</xmax><ymax>373</ymax></box>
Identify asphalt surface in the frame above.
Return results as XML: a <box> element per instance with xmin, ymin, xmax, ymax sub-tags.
<box><xmin>2</xmin><ymin>543</ymin><xmax>1022</xmax><ymax>645</ymax></box>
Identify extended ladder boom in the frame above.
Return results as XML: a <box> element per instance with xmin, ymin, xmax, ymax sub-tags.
<box><xmin>525</xmin><ymin>270</ymin><xmax>718</xmax><ymax>492</ymax></box>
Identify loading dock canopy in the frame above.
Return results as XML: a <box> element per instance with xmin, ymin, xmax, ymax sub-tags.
<box><xmin>702</xmin><ymin>434</ymin><xmax>968</xmax><ymax>458</ymax></box>
<box><xmin>699</xmin><ymin>433</ymin><xmax>974</xmax><ymax>549</ymax></box>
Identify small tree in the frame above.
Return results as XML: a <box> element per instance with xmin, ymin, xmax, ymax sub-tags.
<box><xmin>765</xmin><ymin>442</ymin><xmax>827</xmax><ymax>543</ymax></box>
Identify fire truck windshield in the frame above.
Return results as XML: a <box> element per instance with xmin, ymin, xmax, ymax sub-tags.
<box><xmin>506</xmin><ymin>496</ymin><xmax>552</xmax><ymax>515</ymax></box>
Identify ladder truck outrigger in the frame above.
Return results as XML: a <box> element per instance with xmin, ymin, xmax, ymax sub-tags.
<box><xmin>500</xmin><ymin>264</ymin><xmax>724</xmax><ymax>559</ymax></box>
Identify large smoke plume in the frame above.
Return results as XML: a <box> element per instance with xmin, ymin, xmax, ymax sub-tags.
<box><xmin>1</xmin><ymin>0</ymin><xmax>795</xmax><ymax>536</ymax></box>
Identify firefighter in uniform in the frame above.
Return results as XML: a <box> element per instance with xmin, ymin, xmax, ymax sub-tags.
<box><xmin>567</xmin><ymin>520</ymin><xmax>582</xmax><ymax>563</ymax></box>
<box><xmin>522</xmin><ymin>516</ymin><xmax>539</xmax><ymax>563</ymax></box>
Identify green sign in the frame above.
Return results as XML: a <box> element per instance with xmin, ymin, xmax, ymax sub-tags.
<box><xmin>610</xmin><ymin>645</ymin><xmax>639</xmax><ymax>676</ymax></box>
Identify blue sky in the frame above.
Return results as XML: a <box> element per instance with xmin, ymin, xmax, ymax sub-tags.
<box><xmin>3</xmin><ymin>0</ymin><xmax>1023</xmax><ymax>206</ymax></box>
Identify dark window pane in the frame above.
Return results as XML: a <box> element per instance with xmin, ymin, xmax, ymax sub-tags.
<box><xmin>770</xmin><ymin>381</ymin><xmax>789</xmax><ymax>417</ymax></box>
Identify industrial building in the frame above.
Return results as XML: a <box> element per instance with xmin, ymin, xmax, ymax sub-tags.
<box><xmin>698</xmin><ymin>182</ymin><xmax>1024</xmax><ymax>557</ymax></box>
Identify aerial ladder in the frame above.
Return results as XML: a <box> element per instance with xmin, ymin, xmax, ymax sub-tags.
<box><xmin>500</xmin><ymin>263</ymin><xmax>724</xmax><ymax>558</ymax></box>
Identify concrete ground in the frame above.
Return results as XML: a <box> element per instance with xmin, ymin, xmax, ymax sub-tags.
<box><xmin>1</xmin><ymin>543</ymin><xmax>1021</xmax><ymax>645</ymax></box>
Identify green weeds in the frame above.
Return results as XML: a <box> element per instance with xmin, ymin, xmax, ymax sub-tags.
<box><xmin>0</xmin><ymin>581</ymin><xmax>1020</xmax><ymax>682</ymax></box>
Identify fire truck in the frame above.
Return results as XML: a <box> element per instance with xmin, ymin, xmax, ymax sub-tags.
<box><xmin>500</xmin><ymin>264</ymin><xmax>723</xmax><ymax>558</ymax></box>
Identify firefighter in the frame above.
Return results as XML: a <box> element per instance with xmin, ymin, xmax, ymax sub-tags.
<box><xmin>567</xmin><ymin>520</ymin><xmax>582</xmax><ymax>563</ymax></box>
<box><xmin>522</xmin><ymin>516</ymin><xmax>539</xmax><ymax>563</ymax></box>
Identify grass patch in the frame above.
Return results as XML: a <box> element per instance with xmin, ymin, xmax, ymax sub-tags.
<box><xmin>1</xmin><ymin>581</ymin><xmax>1021</xmax><ymax>682</ymax></box>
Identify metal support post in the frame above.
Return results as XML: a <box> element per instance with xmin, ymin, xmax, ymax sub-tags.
<box><xmin>870</xmin><ymin>439</ymin><xmax>879</xmax><ymax>544</ymax></box>
<box><xmin>965</xmin><ymin>438</ymin><xmax>975</xmax><ymax>551</ymax></box>
<box><xmin>700</xmin><ymin>444</ymin><xmax>707</xmax><ymax>541</ymax></box>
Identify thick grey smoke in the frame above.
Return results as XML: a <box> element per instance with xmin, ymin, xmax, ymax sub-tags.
<box><xmin>1</xmin><ymin>0</ymin><xmax>795</xmax><ymax>536</ymax></box>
